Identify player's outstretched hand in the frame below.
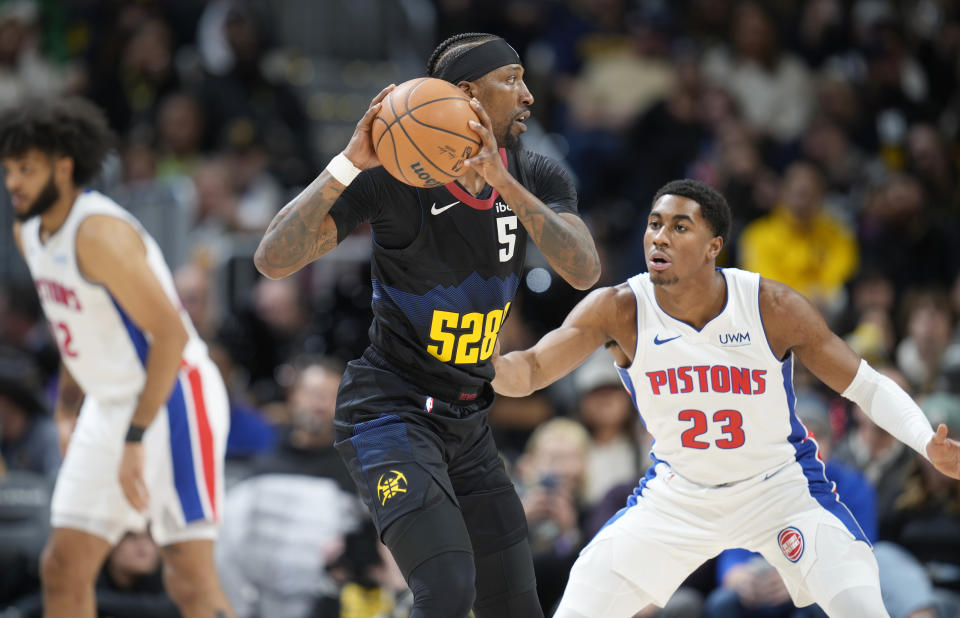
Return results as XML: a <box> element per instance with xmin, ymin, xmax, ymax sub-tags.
<box><xmin>463</xmin><ymin>98</ymin><xmax>510</xmax><ymax>187</ymax></box>
<box><xmin>342</xmin><ymin>84</ymin><xmax>395</xmax><ymax>171</ymax></box>
<box><xmin>926</xmin><ymin>424</ymin><xmax>960</xmax><ymax>480</ymax></box>
<box><xmin>119</xmin><ymin>443</ymin><xmax>150</xmax><ymax>512</ymax></box>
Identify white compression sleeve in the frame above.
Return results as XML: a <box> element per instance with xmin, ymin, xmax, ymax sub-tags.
<box><xmin>841</xmin><ymin>359</ymin><xmax>935</xmax><ymax>459</ymax></box>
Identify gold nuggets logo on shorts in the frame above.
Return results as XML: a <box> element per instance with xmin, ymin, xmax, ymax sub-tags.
<box><xmin>377</xmin><ymin>470</ymin><xmax>409</xmax><ymax>506</ymax></box>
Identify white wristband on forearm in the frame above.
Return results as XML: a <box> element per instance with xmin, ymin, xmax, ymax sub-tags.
<box><xmin>326</xmin><ymin>152</ymin><xmax>361</xmax><ymax>186</ymax></box>
<box><xmin>841</xmin><ymin>359</ymin><xmax>935</xmax><ymax>459</ymax></box>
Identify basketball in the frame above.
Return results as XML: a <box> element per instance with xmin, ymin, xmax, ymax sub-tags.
<box><xmin>372</xmin><ymin>77</ymin><xmax>481</xmax><ymax>188</ymax></box>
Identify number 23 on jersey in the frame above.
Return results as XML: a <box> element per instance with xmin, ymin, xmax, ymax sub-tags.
<box><xmin>427</xmin><ymin>302</ymin><xmax>510</xmax><ymax>364</ymax></box>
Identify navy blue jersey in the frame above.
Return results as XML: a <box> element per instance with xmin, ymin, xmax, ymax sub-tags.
<box><xmin>330</xmin><ymin>148</ymin><xmax>578</xmax><ymax>393</ymax></box>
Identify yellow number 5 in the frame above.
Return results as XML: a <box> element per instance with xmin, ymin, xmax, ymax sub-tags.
<box><xmin>426</xmin><ymin>311</ymin><xmax>458</xmax><ymax>362</ymax></box>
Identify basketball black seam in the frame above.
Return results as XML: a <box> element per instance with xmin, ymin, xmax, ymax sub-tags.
<box><xmin>374</xmin><ymin>79</ymin><xmax>480</xmax><ymax>184</ymax></box>
<box><xmin>386</xmin><ymin>79</ymin><xmax>419</xmax><ymax>185</ymax></box>
<box><xmin>392</xmin><ymin>113</ymin><xmax>462</xmax><ymax>181</ymax></box>
<box><xmin>406</xmin><ymin>102</ymin><xmax>482</xmax><ymax>146</ymax></box>
<box><xmin>375</xmin><ymin>78</ymin><xmax>480</xmax><ymax>148</ymax></box>
<box><xmin>394</xmin><ymin>77</ymin><xmax>469</xmax><ymax>180</ymax></box>
<box><xmin>380</xmin><ymin>97</ymin><xmax>481</xmax><ymax>145</ymax></box>
<box><xmin>374</xmin><ymin>78</ymin><xmax>428</xmax><ymax>152</ymax></box>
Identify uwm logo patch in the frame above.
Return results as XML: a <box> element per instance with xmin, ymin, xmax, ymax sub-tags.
<box><xmin>718</xmin><ymin>331</ymin><xmax>750</xmax><ymax>347</ymax></box>
<box><xmin>778</xmin><ymin>526</ymin><xmax>804</xmax><ymax>562</ymax></box>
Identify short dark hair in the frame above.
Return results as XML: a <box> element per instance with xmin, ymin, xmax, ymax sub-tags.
<box><xmin>426</xmin><ymin>32</ymin><xmax>501</xmax><ymax>78</ymax></box>
<box><xmin>652</xmin><ymin>179</ymin><xmax>731</xmax><ymax>245</ymax></box>
<box><xmin>0</xmin><ymin>97</ymin><xmax>114</xmax><ymax>186</ymax></box>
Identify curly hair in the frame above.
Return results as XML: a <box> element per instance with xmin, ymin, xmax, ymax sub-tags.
<box><xmin>426</xmin><ymin>32</ymin><xmax>501</xmax><ymax>78</ymax></box>
<box><xmin>0</xmin><ymin>97</ymin><xmax>114</xmax><ymax>186</ymax></box>
<box><xmin>652</xmin><ymin>179</ymin><xmax>732</xmax><ymax>245</ymax></box>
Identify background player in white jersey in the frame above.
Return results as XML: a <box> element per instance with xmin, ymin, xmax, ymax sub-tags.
<box><xmin>492</xmin><ymin>179</ymin><xmax>960</xmax><ymax>618</ymax></box>
<box><xmin>0</xmin><ymin>98</ymin><xmax>234</xmax><ymax>618</ymax></box>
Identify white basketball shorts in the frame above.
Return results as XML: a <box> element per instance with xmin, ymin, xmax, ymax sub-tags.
<box><xmin>556</xmin><ymin>459</ymin><xmax>879</xmax><ymax>617</ymax></box>
<box><xmin>51</xmin><ymin>358</ymin><xmax>229</xmax><ymax>547</ymax></box>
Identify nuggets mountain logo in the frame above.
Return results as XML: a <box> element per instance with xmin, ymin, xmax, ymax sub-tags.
<box><xmin>377</xmin><ymin>470</ymin><xmax>409</xmax><ymax>506</ymax></box>
<box><xmin>778</xmin><ymin>526</ymin><xmax>804</xmax><ymax>562</ymax></box>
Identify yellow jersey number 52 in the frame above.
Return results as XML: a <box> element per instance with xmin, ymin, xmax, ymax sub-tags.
<box><xmin>426</xmin><ymin>302</ymin><xmax>511</xmax><ymax>364</ymax></box>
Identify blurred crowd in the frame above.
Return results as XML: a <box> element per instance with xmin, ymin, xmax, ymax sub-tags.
<box><xmin>1</xmin><ymin>0</ymin><xmax>960</xmax><ymax>616</ymax></box>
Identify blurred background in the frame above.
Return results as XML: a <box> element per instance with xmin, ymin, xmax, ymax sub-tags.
<box><xmin>0</xmin><ymin>0</ymin><xmax>959</xmax><ymax>617</ymax></box>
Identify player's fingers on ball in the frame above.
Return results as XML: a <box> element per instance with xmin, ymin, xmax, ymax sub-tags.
<box><xmin>360</xmin><ymin>102</ymin><xmax>383</xmax><ymax>123</ymax></box>
<box><xmin>468</xmin><ymin>120</ymin><xmax>494</xmax><ymax>148</ymax></box>
<box><xmin>470</xmin><ymin>98</ymin><xmax>492</xmax><ymax>126</ymax></box>
<box><xmin>371</xmin><ymin>84</ymin><xmax>395</xmax><ymax>106</ymax></box>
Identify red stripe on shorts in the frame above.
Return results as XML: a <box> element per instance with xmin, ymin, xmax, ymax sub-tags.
<box><xmin>186</xmin><ymin>366</ymin><xmax>217</xmax><ymax>519</ymax></box>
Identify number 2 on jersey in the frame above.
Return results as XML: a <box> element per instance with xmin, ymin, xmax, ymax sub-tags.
<box><xmin>427</xmin><ymin>302</ymin><xmax>510</xmax><ymax>364</ymax></box>
<box><xmin>679</xmin><ymin>409</ymin><xmax>745</xmax><ymax>449</ymax></box>
<box><xmin>53</xmin><ymin>321</ymin><xmax>78</xmax><ymax>358</ymax></box>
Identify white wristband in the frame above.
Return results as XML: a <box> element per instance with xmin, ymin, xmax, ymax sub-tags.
<box><xmin>326</xmin><ymin>152</ymin><xmax>361</xmax><ymax>186</ymax></box>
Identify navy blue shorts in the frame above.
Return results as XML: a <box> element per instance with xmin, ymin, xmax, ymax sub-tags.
<box><xmin>333</xmin><ymin>352</ymin><xmax>526</xmax><ymax>553</ymax></box>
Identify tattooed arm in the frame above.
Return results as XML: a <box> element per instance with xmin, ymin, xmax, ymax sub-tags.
<box><xmin>254</xmin><ymin>85</ymin><xmax>394</xmax><ymax>279</ymax></box>
<box><xmin>497</xmin><ymin>187</ymin><xmax>599</xmax><ymax>290</ymax></box>
<box><xmin>463</xmin><ymin>100</ymin><xmax>600</xmax><ymax>290</ymax></box>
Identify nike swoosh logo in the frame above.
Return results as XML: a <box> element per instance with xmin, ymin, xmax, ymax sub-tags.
<box><xmin>653</xmin><ymin>334</ymin><xmax>681</xmax><ymax>345</ymax></box>
<box><xmin>430</xmin><ymin>201</ymin><xmax>459</xmax><ymax>215</ymax></box>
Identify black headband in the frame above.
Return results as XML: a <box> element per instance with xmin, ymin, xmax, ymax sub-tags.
<box><xmin>436</xmin><ymin>38</ymin><xmax>521</xmax><ymax>84</ymax></box>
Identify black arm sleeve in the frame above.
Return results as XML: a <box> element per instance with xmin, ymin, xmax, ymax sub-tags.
<box><xmin>328</xmin><ymin>167</ymin><xmax>422</xmax><ymax>249</ymax></box>
<box><xmin>523</xmin><ymin>151</ymin><xmax>579</xmax><ymax>216</ymax></box>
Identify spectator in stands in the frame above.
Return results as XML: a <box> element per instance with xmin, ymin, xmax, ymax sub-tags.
<box><xmin>197</xmin><ymin>2</ymin><xmax>314</xmax><ymax>187</ymax></box>
<box><xmin>248</xmin><ymin>356</ymin><xmax>348</xmax><ymax>485</ymax></box>
<box><xmin>155</xmin><ymin>91</ymin><xmax>206</xmax><ymax>181</ymax></box>
<box><xmin>215</xmin><ymin>357</ymin><xmax>365</xmax><ymax>618</ymax></box>
<box><xmin>515</xmin><ymin>417</ymin><xmax>591</xmax><ymax>613</ymax></box>
<box><xmin>0</xmin><ymin>0</ymin><xmax>75</xmax><ymax>108</ymax></box>
<box><xmin>834</xmin><ymin>367</ymin><xmax>916</xmax><ymax>522</ymax></box>
<box><xmin>838</xmin><ymin>270</ymin><xmax>897</xmax><ymax>367</ymax></box>
<box><xmin>325</xmin><ymin>519</ymin><xmax>412</xmax><ymax>618</ymax></box>
<box><xmin>111</xmin><ymin>137</ymin><xmax>193</xmax><ymax>270</ymax></box>
<box><xmin>739</xmin><ymin>161</ymin><xmax>858</xmax><ymax>319</ymax></box>
<box><xmin>570</xmin><ymin>350</ymin><xmax>646</xmax><ymax>507</ymax></box>
<box><xmin>174</xmin><ymin>262</ymin><xmax>218</xmax><ymax>344</ymax></box>
<box><xmin>217</xmin><ymin>276</ymin><xmax>318</xmax><ymax>404</ymax></box>
<box><xmin>0</xmin><ymin>282</ymin><xmax>58</xmax><ymax>382</ymax></box>
<box><xmin>895</xmin><ymin>289</ymin><xmax>960</xmax><ymax>396</ymax></box>
<box><xmin>88</xmin><ymin>15</ymin><xmax>181</xmax><ymax>137</ymax></box>
<box><xmin>702</xmin><ymin>2</ymin><xmax>814</xmax><ymax>143</ymax></box>
<box><xmin>0</xmin><ymin>347</ymin><xmax>58</xmax><ymax>476</ymax></box>
<box><xmin>858</xmin><ymin>174</ymin><xmax>960</xmax><ymax>297</ymax></box>
<box><xmin>880</xmin><ymin>393</ymin><xmax>960</xmax><ymax>605</ymax></box>
<box><xmin>94</xmin><ymin>531</ymin><xmax>180</xmax><ymax>618</ymax></box>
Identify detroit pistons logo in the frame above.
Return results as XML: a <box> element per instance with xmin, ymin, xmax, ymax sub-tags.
<box><xmin>425</xmin><ymin>396</ymin><xmax>434</xmax><ymax>413</ymax></box>
<box><xmin>778</xmin><ymin>527</ymin><xmax>804</xmax><ymax>562</ymax></box>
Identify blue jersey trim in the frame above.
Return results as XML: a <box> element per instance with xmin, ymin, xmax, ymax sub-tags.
<box><xmin>110</xmin><ymin>296</ymin><xmax>149</xmax><ymax>366</ymax></box>
<box><xmin>783</xmin><ymin>356</ymin><xmax>870</xmax><ymax>545</ymax></box>
<box><xmin>372</xmin><ymin>273</ymin><xmax>520</xmax><ymax>326</ymax></box>
<box><xmin>617</xmin><ymin>365</ymin><xmax>647</xmax><ymax>428</ymax></box>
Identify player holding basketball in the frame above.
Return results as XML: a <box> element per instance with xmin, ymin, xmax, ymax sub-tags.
<box><xmin>255</xmin><ymin>33</ymin><xmax>599</xmax><ymax>618</ymax></box>
<box><xmin>492</xmin><ymin>179</ymin><xmax>960</xmax><ymax>618</ymax></box>
<box><xmin>0</xmin><ymin>98</ymin><xmax>234</xmax><ymax>618</ymax></box>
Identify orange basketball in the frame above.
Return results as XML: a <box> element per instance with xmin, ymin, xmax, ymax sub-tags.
<box><xmin>372</xmin><ymin>77</ymin><xmax>481</xmax><ymax>188</ymax></box>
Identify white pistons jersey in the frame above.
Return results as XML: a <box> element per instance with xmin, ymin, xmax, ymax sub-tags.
<box><xmin>618</xmin><ymin>268</ymin><xmax>814</xmax><ymax>487</ymax></box>
<box><xmin>20</xmin><ymin>190</ymin><xmax>207</xmax><ymax>403</ymax></box>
